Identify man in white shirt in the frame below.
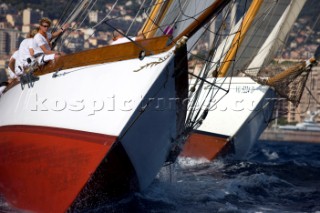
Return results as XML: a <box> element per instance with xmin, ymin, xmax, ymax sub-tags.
<box><xmin>33</xmin><ymin>17</ymin><xmax>68</xmax><ymax>65</ymax></box>
<box><xmin>7</xmin><ymin>50</ymin><xmax>18</xmax><ymax>79</ymax></box>
<box><xmin>15</xmin><ymin>28</ymin><xmax>38</xmax><ymax>76</ymax></box>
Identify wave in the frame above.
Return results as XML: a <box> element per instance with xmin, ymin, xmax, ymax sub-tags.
<box><xmin>1</xmin><ymin>141</ymin><xmax>320</xmax><ymax>212</ymax></box>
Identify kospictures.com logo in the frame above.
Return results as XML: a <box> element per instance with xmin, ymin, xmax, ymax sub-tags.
<box><xmin>28</xmin><ymin>94</ymin><xmax>277</xmax><ymax>116</ymax></box>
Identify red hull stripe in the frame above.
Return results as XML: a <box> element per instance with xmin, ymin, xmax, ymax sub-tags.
<box><xmin>0</xmin><ymin>125</ymin><xmax>117</xmax><ymax>213</ymax></box>
<box><xmin>181</xmin><ymin>131</ymin><xmax>228</xmax><ymax>160</ymax></box>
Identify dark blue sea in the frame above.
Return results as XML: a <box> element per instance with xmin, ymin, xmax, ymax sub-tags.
<box><xmin>1</xmin><ymin>140</ymin><xmax>320</xmax><ymax>213</ymax></box>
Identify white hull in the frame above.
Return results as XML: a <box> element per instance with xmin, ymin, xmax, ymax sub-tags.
<box><xmin>187</xmin><ymin>77</ymin><xmax>275</xmax><ymax>159</ymax></box>
<box><xmin>0</xmin><ymin>47</ymin><xmax>188</xmax><ymax>211</ymax></box>
<box><xmin>1</xmin><ymin>50</ymin><xmax>173</xmax><ymax>136</ymax></box>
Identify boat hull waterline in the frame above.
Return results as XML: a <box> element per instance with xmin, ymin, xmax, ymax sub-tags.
<box><xmin>0</xmin><ymin>46</ymin><xmax>188</xmax><ymax>212</ymax></box>
<box><xmin>182</xmin><ymin>77</ymin><xmax>276</xmax><ymax>160</ymax></box>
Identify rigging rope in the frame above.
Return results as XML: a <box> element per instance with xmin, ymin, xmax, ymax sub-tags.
<box><xmin>126</xmin><ymin>0</ymin><xmax>147</xmax><ymax>35</ymax></box>
<box><xmin>91</xmin><ymin>0</ymin><xmax>119</xmax><ymax>29</ymax></box>
<box><xmin>47</xmin><ymin>0</ymin><xmax>251</xmax><ymax>156</ymax></box>
<box><xmin>51</xmin><ymin>0</ymin><xmax>75</xmax><ymax>33</ymax></box>
<box><xmin>185</xmin><ymin>0</ymin><xmax>247</xmax><ymax>130</ymax></box>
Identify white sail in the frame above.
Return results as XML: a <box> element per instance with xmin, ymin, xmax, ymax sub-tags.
<box><xmin>247</xmin><ymin>0</ymin><xmax>307</xmax><ymax>73</ymax></box>
<box><xmin>225</xmin><ymin>0</ymin><xmax>292</xmax><ymax>75</ymax></box>
<box><xmin>203</xmin><ymin>0</ymin><xmax>292</xmax><ymax>76</ymax></box>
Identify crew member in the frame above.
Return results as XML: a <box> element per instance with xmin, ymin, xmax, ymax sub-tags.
<box><xmin>33</xmin><ymin>17</ymin><xmax>68</xmax><ymax>64</ymax></box>
<box><xmin>15</xmin><ymin>28</ymin><xmax>38</xmax><ymax>76</ymax></box>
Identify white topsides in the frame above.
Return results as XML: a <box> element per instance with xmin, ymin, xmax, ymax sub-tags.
<box><xmin>0</xmin><ymin>50</ymin><xmax>175</xmax><ymax>136</ymax></box>
<box><xmin>192</xmin><ymin>77</ymin><xmax>271</xmax><ymax>136</ymax></box>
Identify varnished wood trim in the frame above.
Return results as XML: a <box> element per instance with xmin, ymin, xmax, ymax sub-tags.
<box><xmin>36</xmin><ymin>35</ymin><xmax>172</xmax><ymax>76</ymax></box>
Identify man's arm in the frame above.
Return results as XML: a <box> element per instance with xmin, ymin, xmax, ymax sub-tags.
<box><xmin>51</xmin><ymin>23</ymin><xmax>69</xmax><ymax>40</ymax></box>
<box><xmin>40</xmin><ymin>45</ymin><xmax>59</xmax><ymax>55</ymax></box>
<box><xmin>51</xmin><ymin>28</ymin><xmax>64</xmax><ymax>40</ymax></box>
<box><xmin>8</xmin><ymin>58</ymin><xmax>15</xmax><ymax>71</ymax></box>
<box><xmin>29</xmin><ymin>48</ymin><xmax>34</xmax><ymax>57</ymax></box>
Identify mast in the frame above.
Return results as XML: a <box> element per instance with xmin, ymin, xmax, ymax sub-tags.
<box><xmin>218</xmin><ymin>0</ymin><xmax>263</xmax><ymax>77</ymax></box>
<box><xmin>142</xmin><ymin>0</ymin><xmax>173</xmax><ymax>38</ymax></box>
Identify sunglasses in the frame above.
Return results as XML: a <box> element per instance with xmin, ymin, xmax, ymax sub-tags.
<box><xmin>41</xmin><ymin>25</ymin><xmax>49</xmax><ymax>28</ymax></box>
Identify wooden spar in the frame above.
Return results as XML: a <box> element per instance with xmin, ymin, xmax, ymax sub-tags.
<box><xmin>142</xmin><ymin>0</ymin><xmax>172</xmax><ymax>38</ymax></box>
<box><xmin>141</xmin><ymin>0</ymin><xmax>163</xmax><ymax>38</ymax></box>
<box><xmin>172</xmin><ymin>0</ymin><xmax>232</xmax><ymax>44</ymax></box>
<box><xmin>218</xmin><ymin>0</ymin><xmax>263</xmax><ymax>77</ymax></box>
<box><xmin>266</xmin><ymin>57</ymin><xmax>316</xmax><ymax>86</ymax></box>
